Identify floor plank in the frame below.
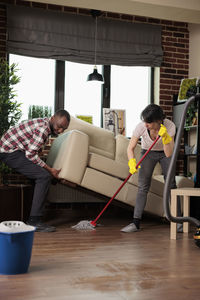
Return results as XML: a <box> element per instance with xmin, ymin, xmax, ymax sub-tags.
<box><xmin>0</xmin><ymin>215</ymin><xmax>200</xmax><ymax>300</ymax></box>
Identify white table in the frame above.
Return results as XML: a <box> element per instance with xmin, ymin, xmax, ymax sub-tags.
<box><xmin>170</xmin><ymin>187</ymin><xmax>200</xmax><ymax>239</ymax></box>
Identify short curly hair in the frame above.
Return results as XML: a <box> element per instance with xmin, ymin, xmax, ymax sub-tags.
<box><xmin>54</xmin><ymin>109</ymin><xmax>70</xmax><ymax>123</ymax></box>
<box><xmin>140</xmin><ymin>104</ymin><xmax>165</xmax><ymax>123</ymax></box>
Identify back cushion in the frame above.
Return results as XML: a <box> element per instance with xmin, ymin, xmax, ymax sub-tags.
<box><xmin>115</xmin><ymin>134</ymin><xmax>162</xmax><ymax>175</ymax></box>
<box><xmin>115</xmin><ymin>134</ymin><xmax>129</xmax><ymax>163</ymax></box>
<box><xmin>65</xmin><ymin>116</ymin><xmax>116</xmax><ymax>159</ymax></box>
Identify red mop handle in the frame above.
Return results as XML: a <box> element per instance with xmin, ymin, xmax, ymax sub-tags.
<box><xmin>91</xmin><ymin>135</ymin><xmax>160</xmax><ymax>226</ymax></box>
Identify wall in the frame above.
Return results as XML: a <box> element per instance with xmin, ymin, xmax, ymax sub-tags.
<box><xmin>0</xmin><ymin>0</ymin><xmax>190</xmax><ymax>174</ymax></box>
<box><xmin>189</xmin><ymin>23</ymin><xmax>200</xmax><ymax>78</ymax></box>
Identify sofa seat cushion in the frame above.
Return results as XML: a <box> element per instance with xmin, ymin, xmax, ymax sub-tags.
<box><xmin>149</xmin><ymin>176</ymin><xmax>165</xmax><ymax>197</ymax></box>
<box><xmin>153</xmin><ymin>175</ymin><xmax>194</xmax><ymax>187</ymax></box>
<box><xmin>151</xmin><ymin>175</ymin><xmax>194</xmax><ymax>197</ymax></box>
<box><xmin>126</xmin><ymin>183</ymin><xmax>164</xmax><ymax>216</ymax></box>
<box><xmin>175</xmin><ymin>175</ymin><xmax>194</xmax><ymax>188</ymax></box>
<box><xmin>81</xmin><ymin>167</ymin><xmax>128</xmax><ymax>202</ymax></box>
<box><xmin>88</xmin><ymin>152</ymin><xmax>129</xmax><ymax>180</ymax></box>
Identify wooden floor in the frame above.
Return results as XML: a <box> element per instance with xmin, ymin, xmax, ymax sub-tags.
<box><xmin>1</xmin><ymin>213</ymin><xmax>200</xmax><ymax>300</ymax></box>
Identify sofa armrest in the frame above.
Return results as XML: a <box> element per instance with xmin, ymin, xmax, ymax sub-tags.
<box><xmin>46</xmin><ymin>130</ymin><xmax>89</xmax><ymax>184</ymax></box>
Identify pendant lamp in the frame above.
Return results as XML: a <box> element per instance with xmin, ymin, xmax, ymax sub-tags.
<box><xmin>87</xmin><ymin>10</ymin><xmax>104</xmax><ymax>83</ymax></box>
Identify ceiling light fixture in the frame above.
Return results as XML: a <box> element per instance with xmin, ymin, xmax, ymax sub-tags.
<box><xmin>87</xmin><ymin>10</ymin><xmax>104</xmax><ymax>84</ymax></box>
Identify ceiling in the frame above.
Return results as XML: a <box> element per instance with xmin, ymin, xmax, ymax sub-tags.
<box><xmin>26</xmin><ymin>0</ymin><xmax>200</xmax><ymax>24</ymax></box>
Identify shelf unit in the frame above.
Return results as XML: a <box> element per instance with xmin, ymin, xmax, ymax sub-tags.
<box><xmin>173</xmin><ymin>98</ymin><xmax>200</xmax><ymax>187</ymax></box>
<box><xmin>184</xmin><ymin>125</ymin><xmax>197</xmax><ymax>178</ymax></box>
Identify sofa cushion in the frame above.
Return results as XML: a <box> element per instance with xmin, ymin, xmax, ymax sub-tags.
<box><xmin>150</xmin><ymin>175</ymin><xmax>194</xmax><ymax>197</ymax></box>
<box><xmin>88</xmin><ymin>152</ymin><xmax>129</xmax><ymax>180</ymax></box>
<box><xmin>89</xmin><ymin>146</ymin><xmax>114</xmax><ymax>160</ymax></box>
<box><xmin>81</xmin><ymin>167</ymin><xmax>128</xmax><ymax>202</ymax></box>
<box><xmin>128</xmin><ymin>173</ymin><xmax>194</xmax><ymax>199</ymax></box>
<box><xmin>115</xmin><ymin>134</ymin><xmax>162</xmax><ymax>176</ymax></box>
<box><xmin>175</xmin><ymin>175</ymin><xmax>194</xmax><ymax>188</ymax></box>
<box><xmin>115</xmin><ymin>135</ymin><xmax>143</xmax><ymax>164</ymax></box>
<box><xmin>126</xmin><ymin>182</ymin><xmax>164</xmax><ymax>216</ymax></box>
<box><xmin>65</xmin><ymin>116</ymin><xmax>116</xmax><ymax>159</ymax></box>
<box><xmin>115</xmin><ymin>134</ymin><xmax>129</xmax><ymax>163</ymax></box>
<box><xmin>149</xmin><ymin>176</ymin><xmax>165</xmax><ymax>197</ymax></box>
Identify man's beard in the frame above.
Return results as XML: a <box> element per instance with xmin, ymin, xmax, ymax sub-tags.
<box><xmin>49</xmin><ymin>123</ymin><xmax>58</xmax><ymax>137</ymax></box>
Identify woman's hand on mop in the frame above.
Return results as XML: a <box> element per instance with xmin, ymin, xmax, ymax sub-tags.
<box><xmin>128</xmin><ymin>158</ymin><xmax>140</xmax><ymax>174</ymax></box>
<box><xmin>158</xmin><ymin>124</ymin><xmax>172</xmax><ymax>145</ymax></box>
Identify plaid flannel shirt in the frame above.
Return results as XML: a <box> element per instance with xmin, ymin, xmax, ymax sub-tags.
<box><xmin>0</xmin><ymin>118</ymin><xmax>51</xmax><ymax>167</ymax></box>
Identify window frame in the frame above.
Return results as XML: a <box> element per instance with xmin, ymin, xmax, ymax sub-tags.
<box><xmin>60</xmin><ymin>63</ymin><xmax>154</xmax><ymax>130</ymax></box>
<box><xmin>8</xmin><ymin>55</ymin><xmax>154</xmax><ymax>130</ymax></box>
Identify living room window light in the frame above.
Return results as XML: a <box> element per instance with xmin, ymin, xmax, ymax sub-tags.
<box><xmin>9</xmin><ymin>54</ymin><xmax>55</xmax><ymax>122</ymax></box>
<box><xmin>64</xmin><ymin>61</ymin><xmax>102</xmax><ymax>127</ymax></box>
<box><xmin>9</xmin><ymin>55</ymin><xmax>150</xmax><ymax>136</ymax></box>
<box><xmin>64</xmin><ymin>62</ymin><xmax>150</xmax><ymax>135</ymax></box>
<box><xmin>110</xmin><ymin>66</ymin><xmax>151</xmax><ymax>137</ymax></box>
<box><xmin>65</xmin><ymin>62</ymin><xmax>151</xmax><ymax>137</ymax></box>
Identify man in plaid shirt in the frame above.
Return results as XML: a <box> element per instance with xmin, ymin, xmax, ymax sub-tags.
<box><xmin>0</xmin><ymin>109</ymin><xmax>70</xmax><ymax>232</ymax></box>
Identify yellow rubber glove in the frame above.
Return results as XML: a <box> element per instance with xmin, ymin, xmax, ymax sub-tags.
<box><xmin>128</xmin><ymin>158</ymin><xmax>140</xmax><ymax>175</ymax></box>
<box><xmin>158</xmin><ymin>124</ymin><xmax>172</xmax><ymax>145</ymax></box>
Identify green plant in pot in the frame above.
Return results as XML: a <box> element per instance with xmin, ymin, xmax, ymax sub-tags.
<box><xmin>185</xmin><ymin>101</ymin><xmax>197</xmax><ymax>129</ymax></box>
<box><xmin>0</xmin><ymin>58</ymin><xmax>22</xmax><ymax>184</ymax></box>
<box><xmin>185</xmin><ymin>83</ymin><xmax>200</xmax><ymax>130</ymax></box>
<box><xmin>187</xmin><ymin>171</ymin><xmax>192</xmax><ymax>179</ymax></box>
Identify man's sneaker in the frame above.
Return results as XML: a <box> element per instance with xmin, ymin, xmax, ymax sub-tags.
<box><xmin>27</xmin><ymin>221</ymin><xmax>56</xmax><ymax>232</ymax></box>
<box><xmin>177</xmin><ymin>223</ymin><xmax>183</xmax><ymax>233</ymax></box>
<box><xmin>120</xmin><ymin>223</ymin><xmax>139</xmax><ymax>233</ymax></box>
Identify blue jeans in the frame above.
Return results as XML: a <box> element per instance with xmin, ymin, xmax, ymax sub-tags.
<box><xmin>134</xmin><ymin>149</ymin><xmax>181</xmax><ymax>219</ymax></box>
<box><xmin>0</xmin><ymin>151</ymin><xmax>52</xmax><ymax>217</ymax></box>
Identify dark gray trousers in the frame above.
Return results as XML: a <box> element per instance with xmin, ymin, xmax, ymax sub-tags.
<box><xmin>0</xmin><ymin>151</ymin><xmax>52</xmax><ymax>217</ymax></box>
<box><xmin>134</xmin><ymin>149</ymin><xmax>181</xmax><ymax>219</ymax></box>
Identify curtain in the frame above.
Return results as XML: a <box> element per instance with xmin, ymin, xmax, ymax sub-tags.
<box><xmin>7</xmin><ymin>5</ymin><xmax>163</xmax><ymax>66</ymax></box>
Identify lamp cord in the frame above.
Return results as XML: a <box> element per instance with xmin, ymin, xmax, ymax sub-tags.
<box><xmin>94</xmin><ymin>16</ymin><xmax>97</xmax><ymax>67</ymax></box>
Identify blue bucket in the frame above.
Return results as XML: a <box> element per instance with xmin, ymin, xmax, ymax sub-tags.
<box><xmin>0</xmin><ymin>221</ymin><xmax>35</xmax><ymax>275</ymax></box>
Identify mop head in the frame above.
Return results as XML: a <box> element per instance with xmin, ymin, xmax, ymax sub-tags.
<box><xmin>71</xmin><ymin>220</ymin><xmax>96</xmax><ymax>230</ymax></box>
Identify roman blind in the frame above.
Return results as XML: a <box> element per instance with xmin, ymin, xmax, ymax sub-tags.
<box><xmin>7</xmin><ymin>5</ymin><xmax>163</xmax><ymax>66</ymax></box>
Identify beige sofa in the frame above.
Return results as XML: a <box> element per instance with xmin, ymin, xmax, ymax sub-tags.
<box><xmin>46</xmin><ymin>116</ymin><xmax>193</xmax><ymax>217</ymax></box>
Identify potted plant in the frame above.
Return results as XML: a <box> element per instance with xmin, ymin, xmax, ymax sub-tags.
<box><xmin>0</xmin><ymin>58</ymin><xmax>22</xmax><ymax>184</ymax></box>
<box><xmin>187</xmin><ymin>171</ymin><xmax>192</xmax><ymax>180</ymax></box>
<box><xmin>185</xmin><ymin>83</ymin><xmax>200</xmax><ymax>130</ymax></box>
<box><xmin>0</xmin><ymin>59</ymin><xmax>34</xmax><ymax>222</ymax></box>
<box><xmin>185</xmin><ymin>101</ymin><xmax>198</xmax><ymax>129</ymax></box>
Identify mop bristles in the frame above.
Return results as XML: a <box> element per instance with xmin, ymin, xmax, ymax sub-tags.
<box><xmin>71</xmin><ymin>220</ymin><xmax>96</xmax><ymax>230</ymax></box>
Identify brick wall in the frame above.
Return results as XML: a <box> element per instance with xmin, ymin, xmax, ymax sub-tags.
<box><xmin>0</xmin><ymin>0</ymin><xmax>189</xmax><ymax>174</ymax></box>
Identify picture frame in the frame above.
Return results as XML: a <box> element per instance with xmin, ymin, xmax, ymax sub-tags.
<box><xmin>178</xmin><ymin>77</ymin><xmax>198</xmax><ymax>101</ymax></box>
<box><xmin>103</xmin><ymin>108</ymin><xmax>126</xmax><ymax>136</ymax></box>
<box><xmin>76</xmin><ymin>115</ymin><xmax>93</xmax><ymax>124</ymax></box>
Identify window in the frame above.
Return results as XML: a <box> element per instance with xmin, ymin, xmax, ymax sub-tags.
<box><xmin>9</xmin><ymin>54</ymin><xmax>151</xmax><ymax>133</ymax></box>
<box><xmin>9</xmin><ymin>54</ymin><xmax>55</xmax><ymax>122</ymax></box>
<box><xmin>64</xmin><ymin>61</ymin><xmax>102</xmax><ymax>127</ymax></box>
<box><xmin>110</xmin><ymin>66</ymin><xmax>151</xmax><ymax>137</ymax></box>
